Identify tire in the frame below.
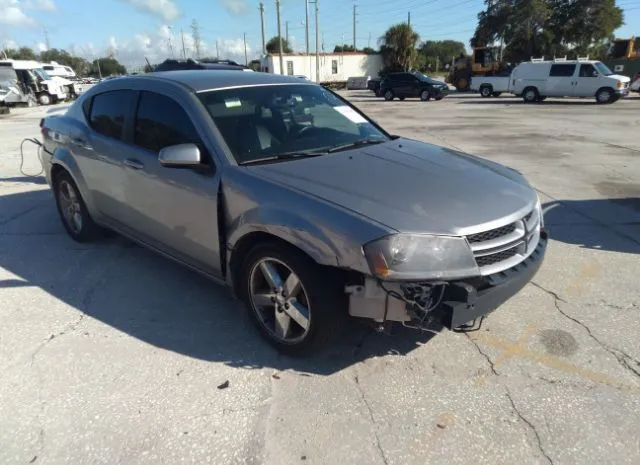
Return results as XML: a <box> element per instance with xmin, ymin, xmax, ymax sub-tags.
<box><xmin>596</xmin><ymin>87</ymin><xmax>615</xmax><ymax>104</ymax></box>
<box><xmin>492</xmin><ymin>92</ymin><xmax>502</xmax><ymax>97</ymax></box>
<box><xmin>384</xmin><ymin>90</ymin><xmax>394</xmax><ymax>101</ymax></box>
<box><xmin>238</xmin><ymin>243</ymin><xmax>344</xmax><ymax>355</ymax></box>
<box><xmin>53</xmin><ymin>171</ymin><xmax>103</xmax><ymax>242</ymax></box>
<box><xmin>523</xmin><ymin>87</ymin><xmax>539</xmax><ymax>103</ymax></box>
<box><xmin>38</xmin><ymin>93</ymin><xmax>52</xmax><ymax>105</ymax></box>
<box><xmin>420</xmin><ymin>89</ymin><xmax>431</xmax><ymax>101</ymax></box>
<box><xmin>480</xmin><ymin>86</ymin><xmax>493</xmax><ymax>98</ymax></box>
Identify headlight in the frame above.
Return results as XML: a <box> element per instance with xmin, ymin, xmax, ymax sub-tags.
<box><xmin>363</xmin><ymin>234</ymin><xmax>479</xmax><ymax>281</ymax></box>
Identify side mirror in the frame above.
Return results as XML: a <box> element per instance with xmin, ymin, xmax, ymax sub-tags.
<box><xmin>592</xmin><ymin>71</ymin><xmax>599</xmax><ymax>77</ymax></box>
<box><xmin>158</xmin><ymin>143</ymin><xmax>201</xmax><ymax>168</ymax></box>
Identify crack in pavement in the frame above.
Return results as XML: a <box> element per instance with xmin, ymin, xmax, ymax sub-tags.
<box><xmin>531</xmin><ymin>281</ymin><xmax>640</xmax><ymax>380</ymax></box>
<box><xmin>466</xmin><ymin>333</ymin><xmax>499</xmax><ymax>376</ymax></box>
<box><xmin>506</xmin><ymin>390</ymin><xmax>554</xmax><ymax>465</ymax></box>
<box><xmin>354</xmin><ymin>375</ymin><xmax>389</xmax><ymax>465</ymax></box>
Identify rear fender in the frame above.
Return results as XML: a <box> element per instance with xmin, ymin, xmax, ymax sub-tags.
<box><xmin>50</xmin><ymin>148</ymin><xmax>98</xmax><ymax>217</ymax></box>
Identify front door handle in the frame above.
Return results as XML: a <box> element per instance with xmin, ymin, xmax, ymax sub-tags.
<box><xmin>71</xmin><ymin>138</ymin><xmax>92</xmax><ymax>150</ymax></box>
<box><xmin>124</xmin><ymin>158</ymin><xmax>144</xmax><ymax>170</ymax></box>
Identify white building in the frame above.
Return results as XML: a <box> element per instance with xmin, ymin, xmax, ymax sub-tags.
<box><xmin>261</xmin><ymin>52</ymin><xmax>383</xmax><ymax>83</ymax></box>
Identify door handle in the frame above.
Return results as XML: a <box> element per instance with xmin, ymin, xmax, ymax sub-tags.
<box><xmin>124</xmin><ymin>158</ymin><xmax>144</xmax><ymax>170</ymax></box>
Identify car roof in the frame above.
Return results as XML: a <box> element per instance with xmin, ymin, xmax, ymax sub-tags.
<box><xmin>126</xmin><ymin>70</ymin><xmax>316</xmax><ymax>92</ymax></box>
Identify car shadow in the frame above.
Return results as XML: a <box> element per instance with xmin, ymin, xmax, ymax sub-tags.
<box><xmin>0</xmin><ymin>176</ymin><xmax>48</xmax><ymax>185</ymax></box>
<box><xmin>542</xmin><ymin>198</ymin><xmax>640</xmax><ymax>254</ymax></box>
<box><xmin>0</xmin><ymin>188</ymin><xmax>437</xmax><ymax>375</ymax></box>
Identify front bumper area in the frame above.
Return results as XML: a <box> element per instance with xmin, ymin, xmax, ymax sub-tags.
<box><xmin>347</xmin><ymin>230</ymin><xmax>548</xmax><ymax>329</ymax></box>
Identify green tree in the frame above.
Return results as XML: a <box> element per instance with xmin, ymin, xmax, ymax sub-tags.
<box><xmin>379</xmin><ymin>23</ymin><xmax>420</xmax><ymax>72</ymax></box>
<box><xmin>419</xmin><ymin>40</ymin><xmax>466</xmax><ymax>71</ymax></box>
<box><xmin>362</xmin><ymin>47</ymin><xmax>376</xmax><ymax>54</ymax></box>
<box><xmin>334</xmin><ymin>44</ymin><xmax>356</xmax><ymax>52</ymax></box>
<box><xmin>472</xmin><ymin>0</ymin><xmax>624</xmax><ymax>63</ymax></box>
<box><xmin>5</xmin><ymin>46</ymin><xmax>38</xmax><ymax>60</ymax></box>
<box><xmin>266</xmin><ymin>36</ymin><xmax>292</xmax><ymax>54</ymax></box>
<box><xmin>90</xmin><ymin>57</ymin><xmax>126</xmax><ymax>77</ymax></box>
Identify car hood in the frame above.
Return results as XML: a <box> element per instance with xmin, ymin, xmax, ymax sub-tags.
<box><xmin>610</xmin><ymin>74</ymin><xmax>631</xmax><ymax>83</ymax></box>
<box><xmin>250</xmin><ymin>139</ymin><xmax>537</xmax><ymax>235</ymax></box>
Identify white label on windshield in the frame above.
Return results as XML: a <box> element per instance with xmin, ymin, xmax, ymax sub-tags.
<box><xmin>225</xmin><ymin>98</ymin><xmax>241</xmax><ymax>108</ymax></box>
<box><xmin>334</xmin><ymin>105</ymin><xmax>367</xmax><ymax>124</ymax></box>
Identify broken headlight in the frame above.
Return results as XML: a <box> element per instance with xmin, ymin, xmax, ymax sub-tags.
<box><xmin>364</xmin><ymin>234</ymin><xmax>479</xmax><ymax>281</ymax></box>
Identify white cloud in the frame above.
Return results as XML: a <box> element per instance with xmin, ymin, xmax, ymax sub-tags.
<box><xmin>0</xmin><ymin>0</ymin><xmax>37</xmax><ymax>27</ymax></box>
<box><xmin>220</xmin><ymin>0</ymin><xmax>247</xmax><ymax>15</ymax></box>
<box><xmin>68</xmin><ymin>25</ymin><xmax>253</xmax><ymax>71</ymax></box>
<box><xmin>120</xmin><ymin>0</ymin><xmax>180</xmax><ymax>22</ymax></box>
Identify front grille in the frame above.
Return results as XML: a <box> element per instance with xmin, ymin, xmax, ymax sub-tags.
<box><xmin>465</xmin><ymin>206</ymin><xmax>540</xmax><ymax>274</ymax></box>
<box><xmin>475</xmin><ymin>247</ymin><xmax>519</xmax><ymax>267</ymax></box>
<box><xmin>467</xmin><ymin>223</ymin><xmax>516</xmax><ymax>243</ymax></box>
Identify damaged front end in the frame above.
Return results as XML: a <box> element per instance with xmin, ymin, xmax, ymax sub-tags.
<box><xmin>346</xmin><ymin>230</ymin><xmax>548</xmax><ymax>332</ymax></box>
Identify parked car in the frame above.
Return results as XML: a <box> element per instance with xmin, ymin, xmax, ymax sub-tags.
<box><xmin>153</xmin><ymin>58</ymin><xmax>252</xmax><ymax>72</ymax></box>
<box><xmin>39</xmin><ymin>70</ymin><xmax>547</xmax><ymax>353</ymax></box>
<box><xmin>380</xmin><ymin>72</ymin><xmax>450</xmax><ymax>101</ymax></box>
<box><xmin>631</xmin><ymin>72</ymin><xmax>640</xmax><ymax>92</ymax></box>
<box><xmin>511</xmin><ymin>59</ymin><xmax>630</xmax><ymax>103</ymax></box>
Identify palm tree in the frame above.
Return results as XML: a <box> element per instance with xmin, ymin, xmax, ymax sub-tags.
<box><xmin>380</xmin><ymin>23</ymin><xmax>420</xmax><ymax>72</ymax></box>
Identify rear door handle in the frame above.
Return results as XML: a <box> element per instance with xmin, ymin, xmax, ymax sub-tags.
<box><xmin>124</xmin><ymin>158</ymin><xmax>144</xmax><ymax>170</ymax></box>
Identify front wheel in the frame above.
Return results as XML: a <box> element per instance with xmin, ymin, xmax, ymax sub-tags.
<box><xmin>420</xmin><ymin>90</ymin><xmax>431</xmax><ymax>101</ymax></box>
<box><xmin>384</xmin><ymin>90</ymin><xmax>394</xmax><ymax>101</ymax></box>
<box><xmin>239</xmin><ymin>244</ymin><xmax>344</xmax><ymax>354</ymax></box>
<box><xmin>596</xmin><ymin>87</ymin><xmax>615</xmax><ymax>104</ymax></box>
<box><xmin>37</xmin><ymin>92</ymin><xmax>52</xmax><ymax>105</ymax></box>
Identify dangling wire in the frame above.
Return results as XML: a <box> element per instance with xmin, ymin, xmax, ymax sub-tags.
<box><xmin>19</xmin><ymin>138</ymin><xmax>44</xmax><ymax>177</ymax></box>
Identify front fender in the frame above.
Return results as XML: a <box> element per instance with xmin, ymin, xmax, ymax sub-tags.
<box><xmin>227</xmin><ymin>206</ymin><xmax>343</xmax><ymax>268</ymax></box>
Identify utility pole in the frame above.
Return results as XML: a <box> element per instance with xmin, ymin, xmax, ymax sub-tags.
<box><xmin>286</xmin><ymin>21</ymin><xmax>290</xmax><ymax>46</ymax></box>
<box><xmin>315</xmin><ymin>0</ymin><xmax>319</xmax><ymax>82</ymax></box>
<box><xmin>276</xmin><ymin>0</ymin><xmax>284</xmax><ymax>74</ymax></box>
<box><xmin>244</xmin><ymin>33</ymin><xmax>248</xmax><ymax>65</ymax></box>
<box><xmin>352</xmin><ymin>3</ymin><xmax>357</xmax><ymax>51</ymax></box>
<box><xmin>191</xmin><ymin>19</ymin><xmax>201</xmax><ymax>58</ymax></box>
<box><xmin>181</xmin><ymin>29</ymin><xmax>186</xmax><ymax>58</ymax></box>
<box><xmin>167</xmin><ymin>26</ymin><xmax>174</xmax><ymax>58</ymax></box>
<box><xmin>43</xmin><ymin>28</ymin><xmax>50</xmax><ymax>50</ymax></box>
<box><xmin>305</xmin><ymin>0</ymin><xmax>309</xmax><ymax>55</ymax></box>
<box><xmin>259</xmin><ymin>2</ymin><xmax>266</xmax><ymax>55</ymax></box>
<box><xmin>408</xmin><ymin>11</ymin><xmax>411</xmax><ymax>26</ymax></box>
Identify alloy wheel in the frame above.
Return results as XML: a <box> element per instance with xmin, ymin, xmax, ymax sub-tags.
<box><xmin>58</xmin><ymin>180</ymin><xmax>83</xmax><ymax>234</ymax></box>
<box><xmin>248</xmin><ymin>257</ymin><xmax>311</xmax><ymax>343</ymax></box>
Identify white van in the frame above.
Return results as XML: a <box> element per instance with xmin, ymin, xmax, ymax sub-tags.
<box><xmin>0</xmin><ymin>59</ymin><xmax>68</xmax><ymax>105</ymax></box>
<box><xmin>511</xmin><ymin>59</ymin><xmax>630</xmax><ymax>104</ymax></box>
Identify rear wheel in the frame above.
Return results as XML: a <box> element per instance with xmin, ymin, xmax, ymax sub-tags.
<box><xmin>523</xmin><ymin>87</ymin><xmax>539</xmax><ymax>103</ymax></box>
<box><xmin>384</xmin><ymin>90</ymin><xmax>394</xmax><ymax>101</ymax></box>
<box><xmin>420</xmin><ymin>89</ymin><xmax>431</xmax><ymax>101</ymax></box>
<box><xmin>238</xmin><ymin>243</ymin><xmax>344</xmax><ymax>354</ymax></box>
<box><xmin>53</xmin><ymin>171</ymin><xmax>103</xmax><ymax>242</ymax></box>
<box><xmin>480</xmin><ymin>86</ymin><xmax>493</xmax><ymax>98</ymax></box>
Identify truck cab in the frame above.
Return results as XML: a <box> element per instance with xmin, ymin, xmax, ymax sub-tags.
<box><xmin>0</xmin><ymin>59</ymin><xmax>68</xmax><ymax>105</ymax></box>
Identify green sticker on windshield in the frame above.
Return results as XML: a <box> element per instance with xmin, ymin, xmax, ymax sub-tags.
<box><xmin>225</xmin><ymin>99</ymin><xmax>241</xmax><ymax>108</ymax></box>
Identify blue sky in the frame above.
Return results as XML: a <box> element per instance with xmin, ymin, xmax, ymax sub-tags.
<box><xmin>2</xmin><ymin>0</ymin><xmax>640</xmax><ymax>68</ymax></box>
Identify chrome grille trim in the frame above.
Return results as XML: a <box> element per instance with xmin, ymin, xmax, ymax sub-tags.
<box><xmin>466</xmin><ymin>206</ymin><xmax>541</xmax><ymax>276</ymax></box>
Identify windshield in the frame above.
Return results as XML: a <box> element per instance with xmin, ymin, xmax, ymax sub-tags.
<box><xmin>594</xmin><ymin>62</ymin><xmax>614</xmax><ymax>76</ymax></box>
<box><xmin>33</xmin><ymin>68</ymin><xmax>51</xmax><ymax>81</ymax></box>
<box><xmin>198</xmin><ymin>84</ymin><xmax>388</xmax><ymax>164</ymax></box>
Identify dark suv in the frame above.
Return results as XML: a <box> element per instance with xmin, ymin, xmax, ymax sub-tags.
<box><xmin>380</xmin><ymin>72</ymin><xmax>449</xmax><ymax>101</ymax></box>
<box><xmin>153</xmin><ymin>58</ymin><xmax>250</xmax><ymax>72</ymax></box>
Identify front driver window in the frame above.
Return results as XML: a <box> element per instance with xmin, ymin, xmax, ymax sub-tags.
<box><xmin>579</xmin><ymin>64</ymin><xmax>596</xmax><ymax>77</ymax></box>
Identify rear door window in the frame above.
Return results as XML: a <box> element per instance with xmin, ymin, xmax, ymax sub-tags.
<box><xmin>134</xmin><ymin>91</ymin><xmax>204</xmax><ymax>154</ymax></box>
<box><xmin>89</xmin><ymin>90</ymin><xmax>135</xmax><ymax>141</ymax></box>
<box><xmin>549</xmin><ymin>64</ymin><xmax>577</xmax><ymax>77</ymax></box>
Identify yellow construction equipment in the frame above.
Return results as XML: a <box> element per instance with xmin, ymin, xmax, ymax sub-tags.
<box><xmin>446</xmin><ymin>46</ymin><xmax>502</xmax><ymax>91</ymax></box>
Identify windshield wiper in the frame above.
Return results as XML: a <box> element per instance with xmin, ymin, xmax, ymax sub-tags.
<box><xmin>239</xmin><ymin>151</ymin><xmax>326</xmax><ymax>166</ymax></box>
<box><xmin>327</xmin><ymin>139</ymin><xmax>386</xmax><ymax>153</ymax></box>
